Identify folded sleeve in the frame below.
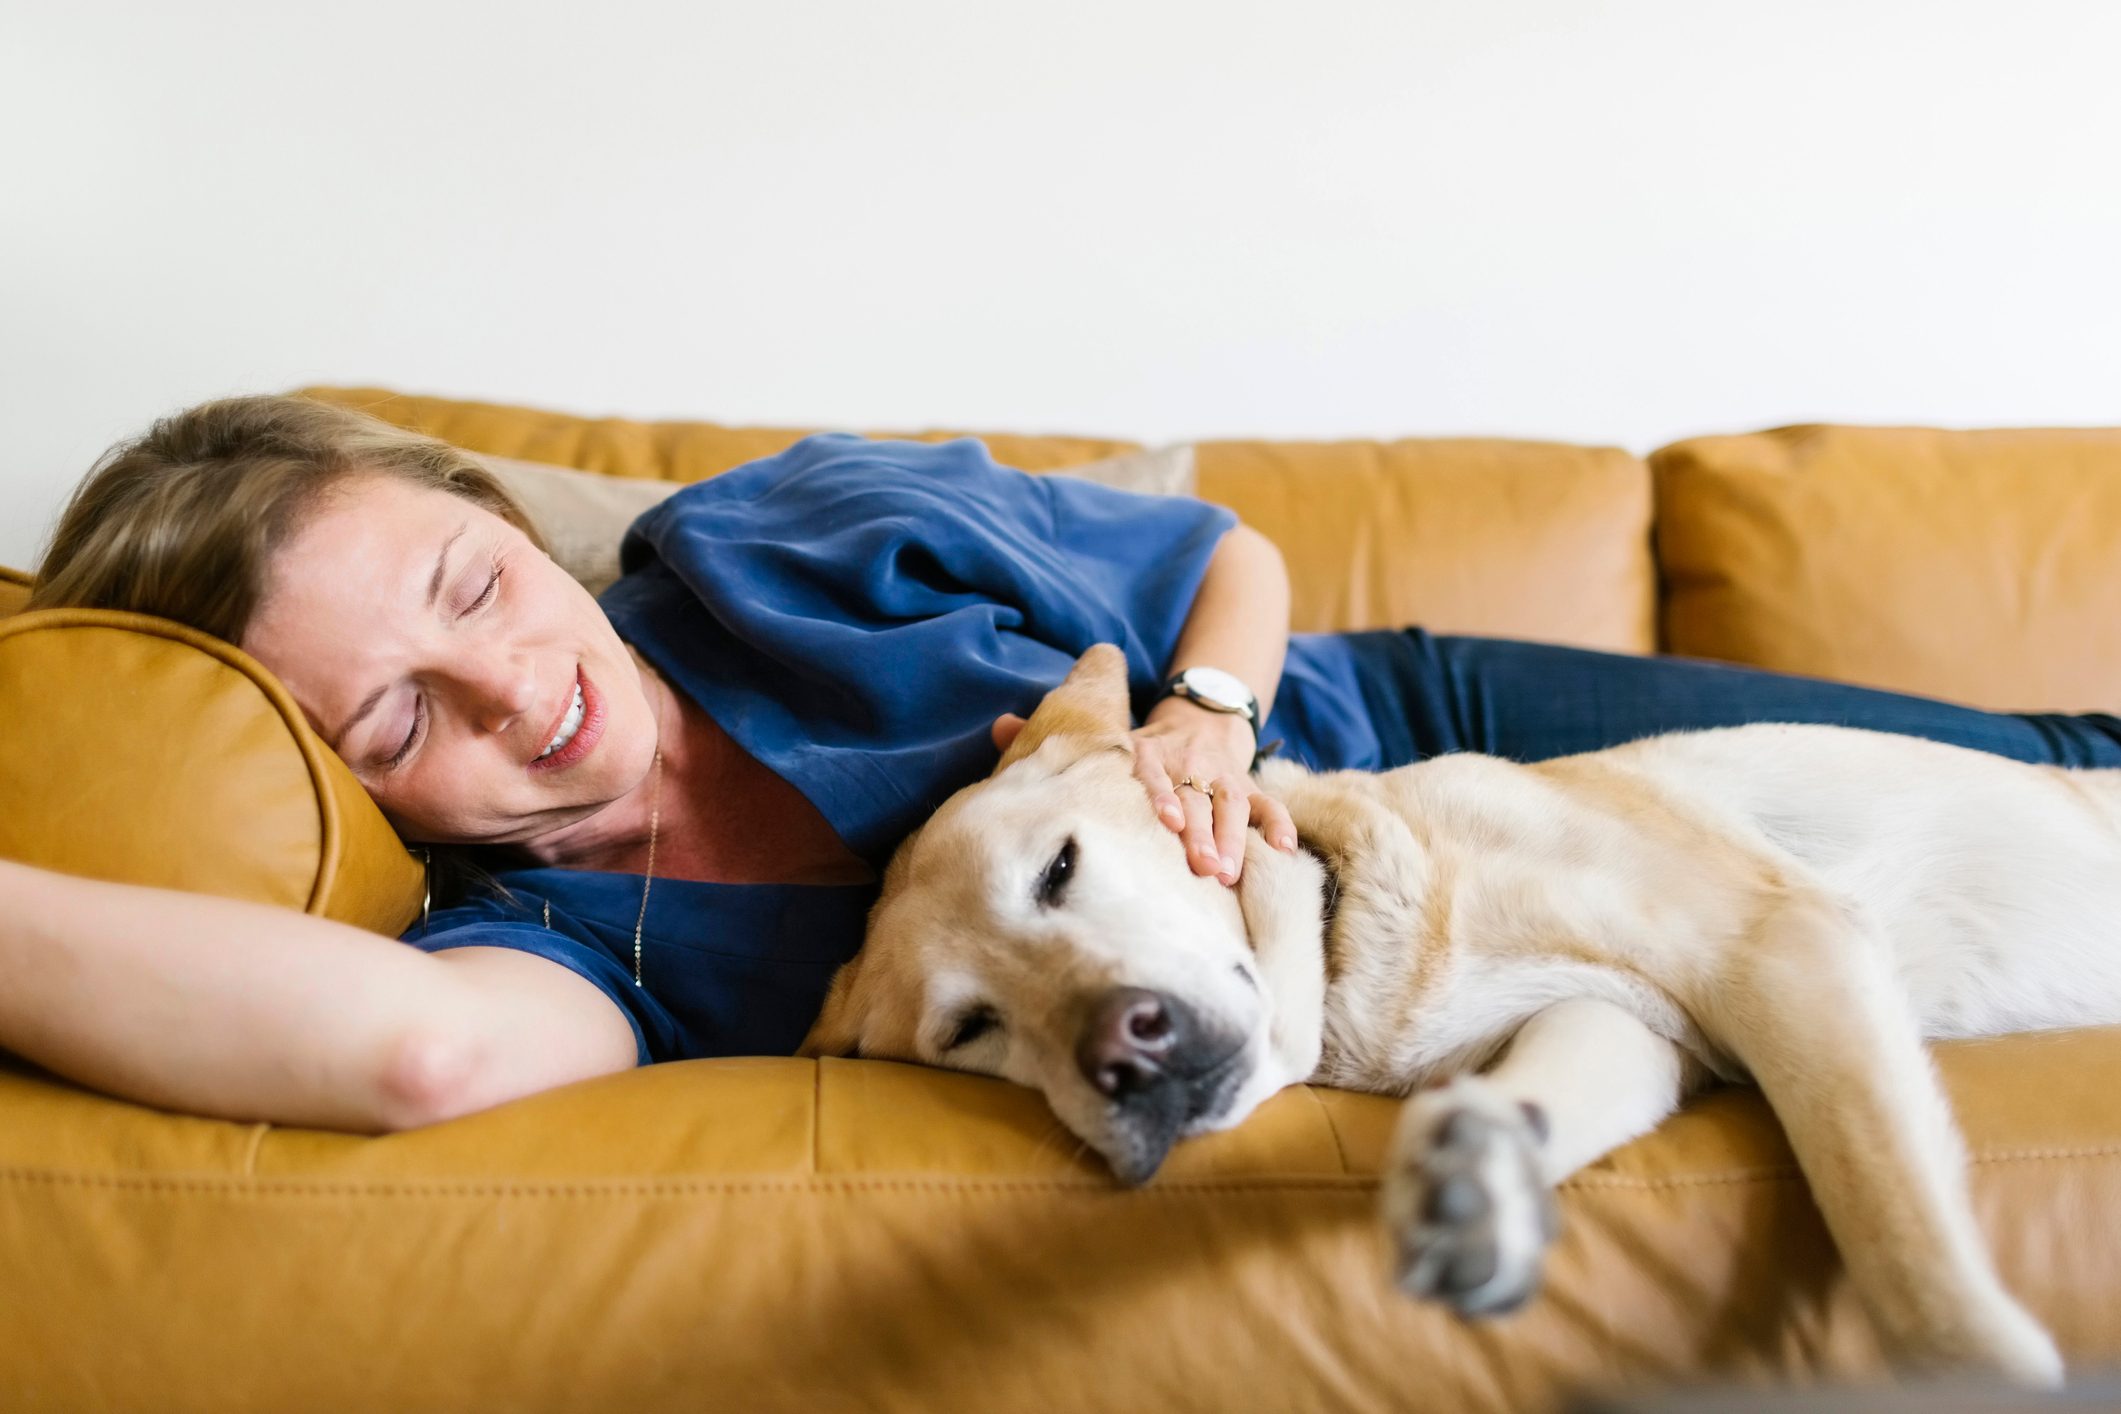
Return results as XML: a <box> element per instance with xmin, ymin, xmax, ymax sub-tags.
<box><xmin>400</xmin><ymin>908</ymin><xmax>681</xmax><ymax>1067</ymax></box>
<box><xmin>1034</xmin><ymin>467</ymin><xmax>1246</xmax><ymax>686</ymax></box>
<box><xmin>626</xmin><ymin>434</ymin><xmax>1239</xmax><ymax>706</ymax></box>
<box><xmin>606</xmin><ymin>435</ymin><xmax>1241</xmax><ymax>859</ymax></box>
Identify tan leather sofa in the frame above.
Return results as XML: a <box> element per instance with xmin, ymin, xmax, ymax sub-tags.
<box><xmin>2</xmin><ymin>390</ymin><xmax>2116</xmax><ymax>1413</ymax></box>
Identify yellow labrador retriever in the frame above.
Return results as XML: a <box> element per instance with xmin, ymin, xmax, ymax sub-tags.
<box><xmin>801</xmin><ymin>645</ymin><xmax>2121</xmax><ymax>1384</ymax></box>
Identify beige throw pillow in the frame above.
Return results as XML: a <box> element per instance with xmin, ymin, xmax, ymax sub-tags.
<box><xmin>478</xmin><ymin>443</ymin><xmax>1198</xmax><ymax>595</ymax></box>
<box><xmin>1056</xmin><ymin>442</ymin><xmax>1197</xmax><ymax>500</ymax></box>
<box><xmin>474</xmin><ymin>457</ymin><xmax>678</xmax><ymax>596</ymax></box>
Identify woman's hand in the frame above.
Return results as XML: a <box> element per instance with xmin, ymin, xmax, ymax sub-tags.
<box><xmin>1129</xmin><ymin>698</ymin><xmax>1297</xmax><ymax>884</ymax></box>
<box><xmin>989</xmin><ymin>703</ymin><xmax>1296</xmax><ymax>884</ymax></box>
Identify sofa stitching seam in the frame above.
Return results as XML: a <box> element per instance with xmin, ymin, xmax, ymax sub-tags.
<box><xmin>0</xmin><ymin>1143</ymin><xmax>2112</xmax><ymax>1199</ymax></box>
<box><xmin>0</xmin><ymin>1169</ymin><xmax>1371</xmax><ymax>1198</ymax></box>
<box><xmin>1562</xmin><ymin>1143</ymin><xmax>2121</xmax><ymax>1192</ymax></box>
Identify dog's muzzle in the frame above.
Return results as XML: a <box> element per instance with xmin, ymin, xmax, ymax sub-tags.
<box><xmin>1074</xmin><ymin>986</ymin><xmax>1247</xmax><ymax>1186</ymax></box>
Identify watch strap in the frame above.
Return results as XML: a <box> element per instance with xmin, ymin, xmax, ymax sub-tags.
<box><xmin>1155</xmin><ymin>667</ymin><xmax>1276</xmax><ymax>772</ymax></box>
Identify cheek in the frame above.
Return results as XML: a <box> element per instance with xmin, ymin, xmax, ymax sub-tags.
<box><xmin>1076</xmin><ymin>877</ymin><xmax>1257</xmax><ymax>1011</ymax></box>
<box><xmin>371</xmin><ymin>729</ymin><xmax>530</xmax><ymax>835</ymax></box>
<box><xmin>371</xmin><ymin>771</ymin><xmax>484</xmax><ymax>837</ymax></box>
<box><xmin>1084</xmin><ymin>854</ymin><xmax>1241</xmax><ymax>954</ymax></box>
<box><xmin>995</xmin><ymin>1044</ymin><xmax>1047</xmax><ymax>1089</ymax></box>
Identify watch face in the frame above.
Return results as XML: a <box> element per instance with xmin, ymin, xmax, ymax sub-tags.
<box><xmin>1179</xmin><ymin>667</ymin><xmax>1252</xmax><ymax>712</ymax></box>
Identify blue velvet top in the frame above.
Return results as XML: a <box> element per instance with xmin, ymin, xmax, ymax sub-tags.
<box><xmin>400</xmin><ymin>433</ymin><xmax>1399</xmax><ymax>1065</ymax></box>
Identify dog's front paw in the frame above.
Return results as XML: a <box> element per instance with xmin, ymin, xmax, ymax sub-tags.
<box><xmin>1381</xmin><ymin>1077</ymin><xmax>1559</xmax><ymax>1317</ymax></box>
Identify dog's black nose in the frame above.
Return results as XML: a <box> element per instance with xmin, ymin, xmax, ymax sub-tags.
<box><xmin>1076</xmin><ymin>987</ymin><xmax>1180</xmax><ymax>1098</ymax></box>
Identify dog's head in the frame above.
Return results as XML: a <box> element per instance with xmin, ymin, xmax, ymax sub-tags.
<box><xmin>798</xmin><ymin>644</ymin><xmax>1292</xmax><ymax>1185</ymax></box>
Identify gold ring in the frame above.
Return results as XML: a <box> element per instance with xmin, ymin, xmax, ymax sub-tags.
<box><xmin>1176</xmin><ymin>776</ymin><xmax>1216</xmax><ymax>799</ymax></box>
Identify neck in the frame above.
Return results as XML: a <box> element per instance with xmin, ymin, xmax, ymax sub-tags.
<box><xmin>520</xmin><ymin>650</ymin><xmax>874</xmax><ymax>887</ymax></box>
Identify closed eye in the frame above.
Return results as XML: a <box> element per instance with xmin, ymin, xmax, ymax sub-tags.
<box><xmin>461</xmin><ymin>563</ymin><xmax>502</xmax><ymax>616</ymax></box>
<box><xmin>1037</xmin><ymin>836</ymin><xmax>1077</xmax><ymax>907</ymax></box>
<box><xmin>943</xmin><ymin>1006</ymin><xmax>1001</xmax><ymax>1052</ymax></box>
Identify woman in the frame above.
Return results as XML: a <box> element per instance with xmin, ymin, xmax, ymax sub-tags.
<box><xmin>10</xmin><ymin>395</ymin><xmax>2120</xmax><ymax>1135</ymax></box>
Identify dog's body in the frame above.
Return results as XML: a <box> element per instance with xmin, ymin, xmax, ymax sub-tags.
<box><xmin>802</xmin><ymin>646</ymin><xmax>2121</xmax><ymax>1385</ymax></box>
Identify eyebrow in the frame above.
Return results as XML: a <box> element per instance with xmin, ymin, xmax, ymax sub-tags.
<box><xmin>328</xmin><ymin>522</ymin><xmax>466</xmax><ymax>752</ymax></box>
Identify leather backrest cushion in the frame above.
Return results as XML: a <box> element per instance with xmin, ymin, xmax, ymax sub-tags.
<box><xmin>0</xmin><ymin>609</ymin><xmax>421</xmax><ymax>933</ymax></box>
<box><xmin>1195</xmin><ymin>438</ymin><xmax>1656</xmax><ymax>650</ymax></box>
<box><xmin>0</xmin><ymin>565</ymin><xmax>29</xmax><ymax>618</ymax></box>
<box><xmin>296</xmin><ymin>385</ymin><xmax>1144</xmax><ymax>478</ymax></box>
<box><xmin>1654</xmin><ymin>425</ymin><xmax>2121</xmax><ymax>710</ymax></box>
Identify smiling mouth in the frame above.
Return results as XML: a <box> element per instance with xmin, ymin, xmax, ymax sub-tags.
<box><xmin>537</xmin><ymin>680</ymin><xmax>586</xmax><ymax>760</ymax></box>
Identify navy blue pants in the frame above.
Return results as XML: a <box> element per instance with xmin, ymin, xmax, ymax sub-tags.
<box><xmin>1360</xmin><ymin>630</ymin><xmax>2121</xmax><ymax>769</ymax></box>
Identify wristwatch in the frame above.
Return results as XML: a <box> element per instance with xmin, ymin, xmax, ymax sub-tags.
<box><xmin>1156</xmin><ymin>666</ymin><xmax>1261</xmax><ymax>735</ymax></box>
<box><xmin>1157</xmin><ymin>666</ymin><xmax>1278</xmax><ymax>771</ymax></box>
<box><xmin>1162</xmin><ymin>665</ymin><xmax>1272</xmax><ymax>775</ymax></box>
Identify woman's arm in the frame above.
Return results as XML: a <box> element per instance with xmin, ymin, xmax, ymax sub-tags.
<box><xmin>0</xmin><ymin>858</ymin><xmax>636</xmax><ymax>1133</ymax></box>
<box><xmin>1157</xmin><ymin>522</ymin><xmax>1291</xmax><ymax>723</ymax></box>
<box><xmin>1135</xmin><ymin>522</ymin><xmax>1298</xmax><ymax>882</ymax></box>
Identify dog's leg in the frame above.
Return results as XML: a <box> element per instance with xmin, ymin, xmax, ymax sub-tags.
<box><xmin>1236</xmin><ymin>830</ymin><xmax>1328</xmax><ymax>1083</ymax></box>
<box><xmin>1382</xmin><ymin>996</ymin><xmax>1693</xmax><ymax>1317</ymax></box>
<box><xmin>1702</xmin><ymin>896</ymin><xmax>2063</xmax><ymax>1386</ymax></box>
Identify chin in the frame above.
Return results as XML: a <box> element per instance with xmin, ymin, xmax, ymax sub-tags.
<box><xmin>1187</xmin><ymin>1043</ymin><xmax>1287</xmax><ymax>1138</ymax></box>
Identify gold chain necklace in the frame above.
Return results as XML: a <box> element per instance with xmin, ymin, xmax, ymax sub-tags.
<box><xmin>539</xmin><ymin>678</ymin><xmax>666</xmax><ymax>989</ymax></box>
<box><xmin>422</xmin><ymin>680</ymin><xmax>669</xmax><ymax>990</ymax></box>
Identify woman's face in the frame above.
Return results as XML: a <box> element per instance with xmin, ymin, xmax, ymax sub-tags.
<box><xmin>242</xmin><ymin>473</ymin><xmax>659</xmax><ymax>845</ymax></box>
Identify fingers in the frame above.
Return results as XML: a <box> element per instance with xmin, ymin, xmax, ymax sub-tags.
<box><xmin>1181</xmin><ymin>776</ymin><xmax>1294</xmax><ymax>885</ymax></box>
<box><xmin>1203</xmin><ymin>779</ymin><xmax>1297</xmax><ymax>884</ymax></box>
<box><xmin>1251</xmin><ymin>789</ymin><xmax>1299</xmax><ymax>854</ymax></box>
<box><xmin>1145</xmin><ymin>740</ymin><xmax>1227</xmax><ymax>878</ymax></box>
<box><xmin>1125</xmin><ymin>718</ymin><xmax>1297</xmax><ymax>886</ymax></box>
<box><xmin>1178</xmin><ymin>781</ymin><xmax>1224</xmax><ymax>880</ymax></box>
<box><xmin>1132</xmin><ymin>749</ymin><xmax>1186</xmax><ymax>833</ymax></box>
<box><xmin>1210</xmin><ymin>777</ymin><xmax>1250</xmax><ymax>882</ymax></box>
<box><xmin>990</xmin><ymin>713</ymin><xmax>1027</xmax><ymax>752</ymax></box>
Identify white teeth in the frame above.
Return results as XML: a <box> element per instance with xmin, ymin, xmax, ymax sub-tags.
<box><xmin>538</xmin><ymin>683</ymin><xmax>585</xmax><ymax>760</ymax></box>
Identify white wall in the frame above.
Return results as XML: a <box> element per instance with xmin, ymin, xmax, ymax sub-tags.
<box><xmin>5</xmin><ymin>0</ymin><xmax>2119</xmax><ymax>572</ymax></box>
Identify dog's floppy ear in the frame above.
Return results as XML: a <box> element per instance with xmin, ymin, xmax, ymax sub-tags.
<box><xmin>995</xmin><ymin>643</ymin><xmax>1133</xmax><ymax>774</ymax></box>
<box><xmin>796</xmin><ymin>955</ymin><xmax>866</xmax><ymax>1059</ymax></box>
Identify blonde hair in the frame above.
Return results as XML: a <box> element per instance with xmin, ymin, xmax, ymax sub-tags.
<box><xmin>32</xmin><ymin>394</ymin><xmax>546</xmax><ymax>635</ymax></box>
<box><xmin>31</xmin><ymin>394</ymin><xmax>553</xmax><ymax>909</ymax></box>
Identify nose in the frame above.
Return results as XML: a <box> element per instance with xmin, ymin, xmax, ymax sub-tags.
<box><xmin>458</xmin><ymin>654</ymin><xmax>540</xmax><ymax>735</ymax></box>
<box><xmin>1075</xmin><ymin>987</ymin><xmax>1182</xmax><ymax>1099</ymax></box>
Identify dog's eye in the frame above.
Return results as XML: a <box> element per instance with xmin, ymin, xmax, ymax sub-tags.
<box><xmin>1037</xmin><ymin>836</ymin><xmax>1077</xmax><ymax>907</ymax></box>
<box><xmin>943</xmin><ymin>1006</ymin><xmax>1001</xmax><ymax>1051</ymax></box>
